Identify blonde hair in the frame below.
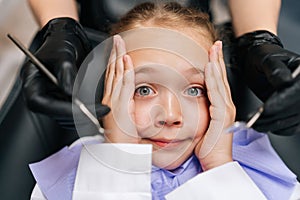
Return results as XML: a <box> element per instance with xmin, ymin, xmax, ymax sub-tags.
<box><xmin>110</xmin><ymin>2</ymin><xmax>217</xmax><ymax>44</ymax></box>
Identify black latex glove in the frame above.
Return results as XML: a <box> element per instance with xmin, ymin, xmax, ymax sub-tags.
<box><xmin>21</xmin><ymin>17</ymin><xmax>110</xmax><ymax>131</ymax></box>
<box><xmin>237</xmin><ymin>30</ymin><xmax>300</xmax><ymax>135</ymax></box>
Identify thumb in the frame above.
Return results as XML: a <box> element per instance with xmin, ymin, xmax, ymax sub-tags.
<box><xmin>262</xmin><ymin>57</ymin><xmax>293</xmax><ymax>89</ymax></box>
<box><xmin>263</xmin><ymin>77</ymin><xmax>300</xmax><ymax>115</ymax></box>
<box><xmin>58</xmin><ymin>60</ymin><xmax>78</xmax><ymax>96</ymax></box>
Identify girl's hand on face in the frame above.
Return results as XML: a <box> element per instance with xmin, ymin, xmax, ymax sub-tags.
<box><xmin>195</xmin><ymin>41</ymin><xmax>236</xmax><ymax>171</ymax></box>
<box><xmin>102</xmin><ymin>35</ymin><xmax>139</xmax><ymax>143</ymax></box>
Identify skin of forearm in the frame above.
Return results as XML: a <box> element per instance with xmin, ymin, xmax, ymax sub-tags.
<box><xmin>28</xmin><ymin>0</ymin><xmax>79</xmax><ymax>27</ymax></box>
<box><xmin>228</xmin><ymin>0</ymin><xmax>281</xmax><ymax>37</ymax></box>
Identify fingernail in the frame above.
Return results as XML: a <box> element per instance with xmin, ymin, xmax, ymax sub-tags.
<box><xmin>218</xmin><ymin>41</ymin><xmax>222</xmax><ymax>51</ymax></box>
<box><xmin>213</xmin><ymin>45</ymin><xmax>219</xmax><ymax>54</ymax></box>
<box><xmin>214</xmin><ymin>41</ymin><xmax>222</xmax><ymax>52</ymax></box>
<box><xmin>123</xmin><ymin>54</ymin><xmax>128</xmax><ymax>63</ymax></box>
<box><xmin>123</xmin><ymin>54</ymin><xmax>133</xmax><ymax>66</ymax></box>
<box><xmin>215</xmin><ymin>43</ymin><xmax>220</xmax><ymax>52</ymax></box>
<box><xmin>113</xmin><ymin>35</ymin><xmax>119</xmax><ymax>46</ymax></box>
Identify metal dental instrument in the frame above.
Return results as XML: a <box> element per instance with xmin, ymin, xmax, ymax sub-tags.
<box><xmin>7</xmin><ymin>34</ymin><xmax>105</xmax><ymax>134</ymax></box>
<box><xmin>228</xmin><ymin>64</ymin><xmax>300</xmax><ymax>133</ymax></box>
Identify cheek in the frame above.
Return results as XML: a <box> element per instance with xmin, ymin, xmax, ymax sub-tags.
<box><xmin>198</xmin><ymin>100</ymin><xmax>210</xmax><ymax>129</ymax></box>
<box><xmin>134</xmin><ymin>101</ymin><xmax>152</xmax><ymax>128</ymax></box>
<box><xmin>185</xmin><ymin>99</ymin><xmax>210</xmax><ymax>139</ymax></box>
<box><xmin>198</xmin><ymin>100</ymin><xmax>210</xmax><ymax>134</ymax></box>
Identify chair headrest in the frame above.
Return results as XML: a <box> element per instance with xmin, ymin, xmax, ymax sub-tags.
<box><xmin>78</xmin><ymin>0</ymin><xmax>208</xmax><ymax>32</ymax></box>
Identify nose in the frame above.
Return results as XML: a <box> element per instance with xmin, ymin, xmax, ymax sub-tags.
<box><xmin>155</xmin><ymin>90</ymin><xmax>182</xmax><ymax>128</ymax></box>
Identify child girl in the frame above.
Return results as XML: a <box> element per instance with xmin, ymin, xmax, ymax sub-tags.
<box><xmin>29</xmin><ymin>2</ymin><xmax>299</xmax><ymax>200</ymax></box>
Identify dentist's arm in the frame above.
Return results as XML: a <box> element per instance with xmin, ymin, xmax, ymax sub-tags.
<box><xmin>228</xmin><ymin>0</ymin><xmax>280</xmax><ymax>36</ymax></box>
<box><xmin>29</xmin><ymin>0</ymin><xmax>78</xmax><ymax>27</ymax></box>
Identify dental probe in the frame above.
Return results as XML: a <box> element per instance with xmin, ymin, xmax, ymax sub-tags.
<box><xmin>7</xmin><ymin>34</ymin><xmax>105</xmax><ymax>134</ymax></box>
<box><xmin>228</xmin><ymin>63</ymin><xmax>300</xmax><ymax>132</ymax></box>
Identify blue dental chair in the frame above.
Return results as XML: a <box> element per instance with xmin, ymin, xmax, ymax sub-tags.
<box><xmin>0</xmin><ymin>1</ymin><xmax>299</xmax><ymax>199</ymax></box>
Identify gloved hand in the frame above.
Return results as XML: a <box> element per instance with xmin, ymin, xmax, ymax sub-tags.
<box><xmin>237</xmin><ymin>30</ymin><xmax>300</xmax><ymax>135</ymax></box>
<box><xmin>21</xmin><ymin>17</ymin><xmax>110</xmax><ymax>131</ymax></box>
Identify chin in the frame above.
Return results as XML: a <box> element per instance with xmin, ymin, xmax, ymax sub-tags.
<box><xmin>151</xmin><ymin>150</ymin><xmax>193</xmax><ymax>170</ymax></box>
<box><xmin>152</xmin><ymin>160</ymin><xmax>182</xmax><ymax>170</ymax></box>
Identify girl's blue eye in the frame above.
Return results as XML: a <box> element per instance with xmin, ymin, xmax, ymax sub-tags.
<box><xmin>135</xmin><ymin>86</ymin><xmax>154</xmax><ymax>96</ymax></box>
<box><xmin>184</xmin><ymin>87</ymin><xmax>204</xmax><ymax>97</ymax></box>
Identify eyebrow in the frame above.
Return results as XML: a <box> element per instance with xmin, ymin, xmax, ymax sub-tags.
<box><xmin>135</xmin><ymin>66</ymin><xmax>204</xmax><ymax>75</ymax></box>
<box><xmin>135</xmin><ymin>66</ymin><xmax>157</xmax><ymax>74</ymax></box>
<box><xmin>183</xmin><ymin>67</ymin><xmax>203</xmax><ymax>75</ymax></box>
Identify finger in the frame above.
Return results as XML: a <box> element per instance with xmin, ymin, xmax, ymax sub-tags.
<box><xmin>216</xmin><ymin>41</ymin><xmax>232</xmax><ymax>98</ymax></box>
<box><xmin>255</xmin><ymin>112</ymin><xmax>298</xmax><ymax>128</ymax></box>
<box><xmin>207</xmin><ymin>56</ymin><xmax>235</xmax><ymax>124</ymax></box>
<box><xmin>254</xmin><ymin>114</ymin><xmax>299</xmax><ymax>136</ymax></box>
<box><xmin>262</xmin><ymin>57</ymin><xmax>293</xmax><ymax>89</ymax></box>
<box><xmin>209</xmin><ymin>42</ymin><xmax>218</xmax><ymax>62</ymax></box>
<box><xmin>106</xmin><ymin>35</ymin><xmax>119</xmax><ymax>83</ymax></box>
<box><xmin>212</xmin><ymin>41</ymin><xmax>235</xmax><ymax>121</ymax></box>
<box><xmin>60</xmin><ymin>60</ymin><xmax>77</xmax><ymax>96</ymax></box>
<box><xmin>199</xmin><ymin>62</ymin><xmax>227</xmax><ymax>159</ymax></box>
<box><xmin>208</xmin><ymin>44</ymin><xmax>222</xmax><ymax>99</ymax></box>
<box><xmin>107</xmin><ymin>36</ymin><xmax>117</xmax><ymax>71</ymax></box>
<box><xmin>123</xmin><ymin>55</ymin><xmax>135</xmax><ymax>87</ymax></box>
<box><xmin>114</xmin><ymin>35</ymin><xmax>126</xmax><ymax>84</ymax></box>
<box><xmin>273</xmin><ymin>125</ymin><xmax>300</xmax><ymax>136</ymax></box>
<box><xmin>263</xmin><ymin>77</ymin><xmax>300</xmax><ymax>115</ymax></box>
<box><xmin>210</xmin><ymin>41</ymin><xmax>231</xmax><ymax>99</ymax></box>
<box><xmin>211</xmin><ymin>62</ymin><xmax>230</xmax><ymax>123</ymax></box>
<box><xmin>110</xmin><ymin>35</ymin><xmax>127</xmax><ymax>105</ymax></box>
<box><xmin>122</xmin><ymin>55</ymin><xmax>135</xmax><ymax>121</ymax></box>
<box><xmin>209</xmin><ymin>43</ymin><xmax>226</xmax><ymax>99</ymax></box>
<box><xmin>201</xmin><ymin>59</ymin><xmax>234</xmax><ymax>160</ymax></box>
<box><xmin>103</xmin><ymin>36</ymin><xmax>117</xmax><ymax>100</ymax></box>
<box><xmin>206</xmin><ymin>62</ymin><xmax>225</xmax><ymax>117</ymax></box>
<box><xmin>22</xmin><ymin>63</ymin><xmax>72</xmax><ymax>115</ymax></box>
<box><xmin>205</xmin><ymin>62</ymin><xmax>217</xmax><ymax>101</ymax></box>
<box><xmin>288</xmin><ymin>58</ymin><xmax>300</xmax><ymax>73</ymax></box>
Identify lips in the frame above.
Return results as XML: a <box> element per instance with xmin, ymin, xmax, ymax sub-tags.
<box><xmin>147</xmin><ymin>138</ymin><xmax>184</xmax><ymax>148</ymax></box>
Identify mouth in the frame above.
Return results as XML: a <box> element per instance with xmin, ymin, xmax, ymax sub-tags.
<box><xmin>146</xmin><ymin>138</ymin><xmax>185</xmax><ymax>148</ymax></box>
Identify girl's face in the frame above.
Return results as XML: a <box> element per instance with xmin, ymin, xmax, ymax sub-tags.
<box><xmin>129</xmin><ymin>48</ymin><xmax>210</xmax><ymax>170</ymax></box>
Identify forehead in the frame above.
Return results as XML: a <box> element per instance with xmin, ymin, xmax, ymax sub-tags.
<box><xmin>129</xmin><ymin>49</ymin><xmax>204</xmax><ymax>89</ymax></box>
<box><xmin>128</xmin><ymin>49</ymin><xmax>201</xmax><ymax>74</ymax></box>
<box><xmin>121</xmin><ymin>27</ymin><xmax>209</xmax><ymax>73</ymax></box>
